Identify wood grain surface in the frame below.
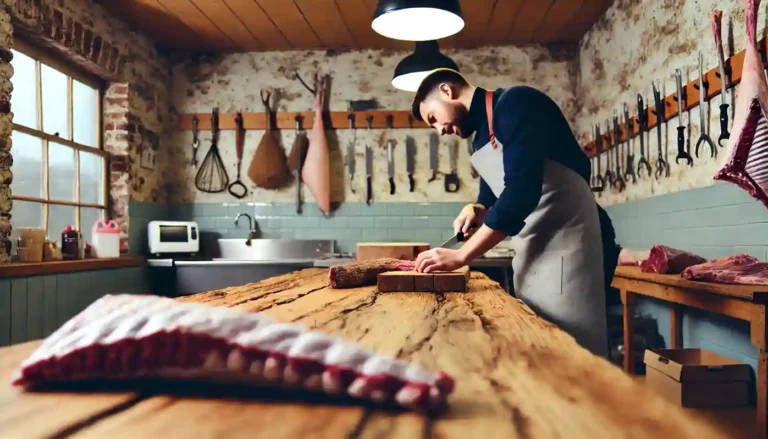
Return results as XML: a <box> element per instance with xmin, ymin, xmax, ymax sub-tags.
<box><xmin>1</xmin><ymin>268</ymin><xmax>730</xmax><ymax>438</ymax></box>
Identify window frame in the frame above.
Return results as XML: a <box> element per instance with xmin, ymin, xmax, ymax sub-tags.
<box><xmin>10</xmin><ymin>39</ymin><xmax>109</xmax><ymax>236</ymax></box>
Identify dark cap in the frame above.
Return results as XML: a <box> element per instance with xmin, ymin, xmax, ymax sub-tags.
<box><xmin>410</xmin><ymin>68</ymin><xmax>469</xmax><ymax>122</ymax></box>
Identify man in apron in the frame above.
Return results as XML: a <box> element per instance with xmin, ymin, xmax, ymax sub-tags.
<box><xmin>411</xmin><ymin>69</ymin><xmax>620</xmax><ymax>358</ymax></box>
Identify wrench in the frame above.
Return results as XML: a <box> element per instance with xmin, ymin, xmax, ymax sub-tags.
<box><xmin>612</xmin><ymin>111</ymin><xmax>626</xmax><ymax>192</ymax></box>
<box><xmin>636</xmin><ymin>93</ymin><xmax>652</xmax><ymax>178</ymax></box>
<box><xmin>604</xmin><ymin>119</ymin><xmax>614</xmax><ymax>187</ymax></box>
<box><xmin>695</xmin><ymin>52</ymin><xmax>716</xmax><ymax>158</ymax></box>
<box><xmin>594</xmin><ymin>124</ymin><xmax>605</xmax><ymax>192</ymax></box>
<box><xmin>652</xmin><ymin>82</ymin><xmax>670</xmax><ymax>179</ymax></box>
<box><xmin>674</xmin><ymin>69</ymin><xmax>693</xmax><ymax>166</ymax></box>
<box><xmin>623</xmin><ymin>103</ymin><xmax>636</xmax><ymax>183</ymax></box>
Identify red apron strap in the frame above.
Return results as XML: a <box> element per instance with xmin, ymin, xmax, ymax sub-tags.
<box><xmin>485</xmin><ymin>90</ymin><xmax>498</xmax><ymax>149</ymax></box>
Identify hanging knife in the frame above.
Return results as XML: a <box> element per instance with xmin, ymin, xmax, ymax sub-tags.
<box><xmin>386</xmin><ymin>115</ymin><xmax>395</xmax><ymax>195</ymax></box>
<box><xmin>428</xmin><ymin>132</ymin><xmax>438</xmax><ymax>182</ymax></box>
<box><xmin>468</xmin><ymin>135</ymin><xmax>478</xmax><ymax>178</ymax></box>
<box><xmin>347</xmin><ymin>114</ymin><xmax>356</xmax><ymax>193</ymax></box>
<box><xmin>191</xmin><ymin>115</ymin><xmax>200</xmax><ymax>167</ymax></box>
<box><xmin>406</xmin><ymin>136</ymin><xmax>415</xmax><ymax>192</ymax></box>
<box><xmin>675</xmin><ymin>69</ymin><xmax>693</xmax><ymax>166</ymax></box>
<box><xmin>712</xmin><ymin>10</ymin><xmax>730</xmax><ymax>147</ymax></box>
<box><xmin>366</xmin><ymin>115</ymin><xmax>373</xmax><ymax>205</ymax></box>
<box><xmin>444</xmin><ymin>140</ymin><xmax>460</xmax><ymax>192</ymax></box>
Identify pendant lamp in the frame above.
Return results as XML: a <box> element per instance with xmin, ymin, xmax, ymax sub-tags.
<box><xmin>392</xmin><ymin>40</ymin><xmax>459</xmax><ymax>92</ymax></box>
<box><xmin>372</xmin><ymin>0</ymin><xmax>464</xmax><ymax>41</ymax></box>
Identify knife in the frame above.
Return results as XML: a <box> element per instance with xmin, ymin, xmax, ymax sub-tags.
<box><xmin>387</xmin><ymin>139</ymin><xmax>395</xmax><ymax>194</ymax></box>
<box><xmin>428</xmin><ymin>132</ymin><xmax>438</xmax><ymax>182</ymax></box>
<box><xmin>468</xmin><ymin>135</ymin><xmax>478</xmax><ymax>178</ymax></box>
<box><xmin>406</xmin><ymin>136</ymin><xmax>415</xmax><ymax>192</ymax></box>
<box><xmin>347</xmin><ymin>114</ymin><xmax>355</xmax><ymax>193</ymax></box>
<box><xmin>365</xmin><ymin>144</ymin><xmax>372</xmax><ymax>205</ymax></box>
<box><xmin>440</xmin><ymin>223</ymin><xmax>477</xmax><ymax>248</ymax></box>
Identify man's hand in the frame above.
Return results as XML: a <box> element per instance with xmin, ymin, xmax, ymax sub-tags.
<box><xmin>415</xmin><ymin>248</ymin><xmax>467</xmax><ymax>273</ymax></box>
<box><xmin>453</xmin><ymin>204</ymin><xmax>487</xmax><ymax>239</ymax></box>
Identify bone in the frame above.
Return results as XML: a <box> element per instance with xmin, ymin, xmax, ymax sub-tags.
<box><xmin>347</xmin><ymin>377</ymin><xmax>370</xmax><ymax>399</ymax></box>
<box><xmin>263</xmin><ymin>357</ymin><xmax>283</xmax><ymax>381</ymax></box>
<box><xmin>321</xmin><ymin>370</ymin><xmax>342</xmax><ymax>394</ymax></box>
<box><xmin>249</xmin><ymin>359</ymin><xmax>265</xmax><ymax>377</ymax></box>
<box><xmin>226</xmin><ymin>349</ymin><xmax>247</xmax><ymax>372</ymax></box>
<box><xmin>203</xmin><ymin>350</ymin><xmax>226</xmax><ymax>370</ymax></box>
<box><xmin>395</xmin><ymin>385</ymin><xmax>423</xmax><ymax>408</ymax></box>
<box><xmin>303</xmin><ymin>374</ymin><xmax>323</xmax><ymax>391</ymax></box>
<box><xmin>370</xmin><ymin>390</ymin><xmax>388</xmax><ymax>403</ymax></box>
<box><xmin>282</xmin><ymin>365</ymin><xmax>302</xmax><ymax>387</ymax></box>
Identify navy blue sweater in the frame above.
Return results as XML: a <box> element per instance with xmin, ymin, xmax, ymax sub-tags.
<box><xmin>468</xmin><ymin>86</ymin><xmax>619</xmax><ymax>284</ymax></box>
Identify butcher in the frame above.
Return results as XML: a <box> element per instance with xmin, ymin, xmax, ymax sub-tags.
<box><xmin>411</xmin><ymin>68</ymin><xmax>620</xmax><ymax>357</ymax></box>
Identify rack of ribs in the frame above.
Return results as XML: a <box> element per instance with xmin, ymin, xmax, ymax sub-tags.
<box><xmin>11</xmin><ymin>294</ymin><xmax>455</xmax><ymax>412</ymax></box>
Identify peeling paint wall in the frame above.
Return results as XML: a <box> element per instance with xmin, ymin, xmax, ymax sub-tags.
<box><xmin>166</xmin><ymin>45</ymin><xmax>576</xmax><ymax>205</ymax></box>
<box><xmin>575</xmin><ymin>0</ymin><xmax>754</xmax><ymax>206</ymax></box>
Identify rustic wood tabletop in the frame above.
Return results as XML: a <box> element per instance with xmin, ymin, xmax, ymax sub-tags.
<box><xmin>0</xmin><ymin>268</ymin><xmax>730</xmax><ymax>438</ymax></box>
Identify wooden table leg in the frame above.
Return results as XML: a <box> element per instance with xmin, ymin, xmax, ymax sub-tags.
<box><xmin>750</xmin><ymin>306</ymin><xmax>768</xmax><ymax>439</ymax></box>
<box><xmin>670</xmin><ymin>304</ymin><xmax>682</xmax><ymax>349</ymax></box>
<box><xmin>621</xmin><ymin>289</ymin><xmax>636</xmax><ymax>375</ymax></box>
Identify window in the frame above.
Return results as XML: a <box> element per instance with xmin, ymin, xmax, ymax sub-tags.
<box><xmin>9</xmin><ymin>40</ymin><xmax>107</xmax><ymax>246</ymax></box>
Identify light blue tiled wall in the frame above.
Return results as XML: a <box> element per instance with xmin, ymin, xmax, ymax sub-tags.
<box><xmin>0</xmin><ymin>266</ymin><xmax>149</xmax><ymax>347</ymax></box>
<box><xmin>130</xmin><ymin>201</ymin><xmax>467</xmax><ymax>255</ymax></box>
<box><xmin>606</xmin><ymin>182</ymin><xmax>768</xmax><ymax>372</ymax></box>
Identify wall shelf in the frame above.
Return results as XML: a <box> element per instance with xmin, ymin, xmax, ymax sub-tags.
<box><xmin>176</xmin><ymin>110</ymin><xmax>430</xmax><ymax>131</ymax></box>
<box><xmin>581</xmin><ymin>38</ymin><xmax>761</xmax><ymax>158</ymax></box>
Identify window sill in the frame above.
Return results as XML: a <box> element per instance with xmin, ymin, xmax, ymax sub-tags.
<box><xmin>0</xmin><ymin>256</ymin><xmax>145</xmax><ymax>277</ymax></box>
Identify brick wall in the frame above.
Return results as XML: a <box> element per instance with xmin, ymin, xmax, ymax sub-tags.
<box><xmin>1</xmin><ymin>0</ymin><xmax>171</xmax><ymax>257</ymax></box>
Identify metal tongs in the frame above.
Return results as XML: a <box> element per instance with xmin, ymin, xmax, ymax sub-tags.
<box><xmin>636</xmin><ymin>93</ymin><xmax>652</xmax><ymax>178</ymax></box>
<box><xmin>612</xmin><ymin>111</ymin><xmax>626</xmax><ymax>192</ymax></box>
<box><xmin>623</xmin><ymin>103</ymin><xmax>636</xmax><ymax>184</ymax></box>
<box><xmin>695</xmin><ymin>52</ymin><xmax>716</xmax><ymax>158</ymax></box>
<box><xmin>604</xmin><ymin>119</ymin><xmax>614</xmax><ymax>187</ymax></box>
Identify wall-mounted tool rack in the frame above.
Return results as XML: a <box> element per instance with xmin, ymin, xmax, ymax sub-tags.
<box><xmin>581</xmin><ymin>39</ymin><xmax>761</xmax><ymax>157</ymax></box>
<box><xmin>177</xmin><ymin>110</ymin><xmax>430</xmax><ymax>131</ymax></box>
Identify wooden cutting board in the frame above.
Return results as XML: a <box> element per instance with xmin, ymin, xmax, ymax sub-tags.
<box><xmin>377</xmin><ymin>266</ymin><xmax>470</xmax><ymax>292</ymax></box>
<box><xmin>356</xmin><ymin>242</ymin><xmax>430</xmax><ymax>261</ymax></box>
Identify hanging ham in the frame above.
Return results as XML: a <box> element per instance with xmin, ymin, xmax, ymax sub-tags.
<box><xmin>301</xmin><ymin>75</ymin><xmax>331</xmax><ymax>215</ymax></box>
<box><xmin>714</xmin><ymin>0</ymin><xmax>768</xmax><ymax>209</ymax></box>
<box><xmin>247</xmin><ymin>89</ymin><xmax>290</xmax><ymax>189</ymax></box>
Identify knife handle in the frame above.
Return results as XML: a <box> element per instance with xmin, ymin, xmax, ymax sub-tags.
<box><xmin>366</xmin><ymin>176</ymin><xmax>372</xmax><ymax>205</ymax></box>
<box><xmin>408</xmin><ymin>175</ymin><xmax>414</xmax><ymax>192</ymax></box>
<box><xmin>389</xmin><ymin>177</ymin><xmax>395</xmax><ymax>195</ymax></box>
<box><xmin>456</xmin><ymin>223</ymin><xmax>478</xmax><ymax>243</ymax></box>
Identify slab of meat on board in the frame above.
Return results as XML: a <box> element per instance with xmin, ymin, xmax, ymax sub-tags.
<box><xmin>640</xmin><ymin>245</ymin><xmax>707</xmax><ymax>274</ymax></box>
<box><xmin>12</xmin><ymin>294</ymin><xmax>454</xmax><ymax>412</ymax></box>
<box><xmin>328</xmin><ymin>258</ymin><xmax>416</xmax><ymax>288</ymax></box>
<box><xmin>618</xmin><ymin>248</ymin><xmax>651</xmax><ymax>266</ymax></box>
<box><xmin>681</xmin><ymin>254</ymin><xmax>768</xmax><ymax>285</ymax></box>
<box><xmin>714</xmin><ymin>0</ymin><xmax>768</xmax><ymax>209</ymax></box>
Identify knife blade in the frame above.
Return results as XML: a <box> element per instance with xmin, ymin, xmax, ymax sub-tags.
<box><xmin>387</xmin><ymin>140</ymin><xmax>395</xmax><ymax>195</ymax></box>
<box><xmin>429</xmin><ymin>133</ymin><xmax>438</xmax><ymax>181</ymax></box>
<box><xmin>406</xmin><ymin>136</ymin><xmax>415</xmax><ymax>192</ymax></box>
<box><xmin>440</xmin><ymin>223</ymin><xmax>477</xmax><ymax>248</ymax></box>
<box><xmin>365</xmin><ymin>145</ymin><xmax>372</xmax><ymax>205</ymax></box>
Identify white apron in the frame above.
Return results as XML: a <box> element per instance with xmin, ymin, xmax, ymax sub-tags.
<box><xmin>470</xmin><ymin>91</ymin><xmax>608</xmax><ymax>357</ymax></box>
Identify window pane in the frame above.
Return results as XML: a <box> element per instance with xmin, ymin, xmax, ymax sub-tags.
<box><xmin>79</xmin><ymin>151</ymin><xmax>102</xmax><ymax>205</ymax></box>
<box><xmin>10</xmin><ymin>50</ymin><xmax>38</xmax><ymax>129</ymax></box>
<box><xmin>10</xmin><ymin>131</ymin><xmax>43</xmax><ymax>198</ymax></box>
<box><xmin>73</xmin><ymin>80</ymin><xmax>97</xmax><ymax>147</ymax></box>
<box><xmin>40</xmin><ymin>63</ymin><xmax>68</xmax><ymax>138</ymax></box>
<box><xmin>10</xmin><ymin>200</ymin><xmax>43</xmax><ymax>254</ymax></box>
<box><xmin>48</xmin><ymin>204</ymin><xmax>75</xmax><ymax>244</ymax></box>
<box><xmin>80</xmin><ymin>207</ymin><xmax>103</xmax><ymax>244</ymax></box>
<box><xmin>48</xmin><ymin>141</ymin><xmax>75</xmax><ymax>202</ymax></box>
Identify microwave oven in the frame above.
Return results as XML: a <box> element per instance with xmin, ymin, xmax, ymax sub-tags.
<box><xmin>147</xmin><ymin>221</ymin><xmax>199</xmax><ymax>256</ymax></box>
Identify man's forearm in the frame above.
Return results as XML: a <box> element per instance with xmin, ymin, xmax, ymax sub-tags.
<box><xmin>457</xmin><ymin>224</ymin><xmax>508</xmax><ymax>264</ymax></box>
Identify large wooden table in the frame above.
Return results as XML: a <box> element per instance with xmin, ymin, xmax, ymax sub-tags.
<box><xmin>1</xmin><ymin>268</ymin><xmax>730</xmax><ymax>438</ymax></box>
<box><xmin>613</xmin><ymin>266</ymin><xmax>768</xmax><ymax>439</ymax></box>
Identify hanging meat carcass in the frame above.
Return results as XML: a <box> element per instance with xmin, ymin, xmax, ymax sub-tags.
<box><xmin>302</xmin><ymin>75</ymin><xmax>332</xmax><ymax>215</ymax></box>
<box><xmin>713</xmin><ymin>0</ymin><xmax>768</xmax><ymax>208</ymax></box>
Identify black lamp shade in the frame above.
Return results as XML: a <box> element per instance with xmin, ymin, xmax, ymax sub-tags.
<box><xmin>372</xmin><ymin>0</ymin><xmax>464</xmax><ymax>41</ymax></box>
<box><xmin>392</xmin><ymin>40</ymin><xmax>459</xmax><ymax>91</ymax></box>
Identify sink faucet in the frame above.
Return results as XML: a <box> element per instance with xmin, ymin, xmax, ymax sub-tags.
<box><xmin>234</xmin><ymin>213</ymin><xmax>259</xmax><ymax>245</ymax></box>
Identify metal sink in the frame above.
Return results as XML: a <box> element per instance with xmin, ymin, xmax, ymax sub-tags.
<box><xmin>213</xmin><ymin>238</ymin><xmax>336</xmax><ymax>261</ymax></box>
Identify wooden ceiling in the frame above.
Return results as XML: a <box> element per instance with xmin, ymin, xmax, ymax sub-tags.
<box><xmin>98</xmin><ymin>0</ymin><xmax>613</xmax><ymax>53</ymax></box>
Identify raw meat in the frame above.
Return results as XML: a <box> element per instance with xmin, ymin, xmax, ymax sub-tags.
<box><xmin>302</xmin><ymin>75</ymin><xmax>331</xmax><ymax>215</ymax></box>
<box><xmin>618</xmin><ymin>248</ymin><xmax>651</xmax><ymax>266</ymax></box>
<box><xmin>329</xmin><ymin>258</ymin><xmax>415</xmax><ymax>289</ymax></box>
<box><xmin>640</xmin><ymin>245</ymin><xmax>707</xmax><ymax>274</ymax></box>
<box><xmin>12</xmin><ymin>294</ymin><xmax>454</xmax><ymax>412</ymax></box>
<box><xmin>714</xmin><ymin>0</ymin><xmax>768</xmax><ymax>209</ymax></box>
<box><xmin>681</xmin><ymin>254</ymin><xmax>768</xmax><ymax>285</ymax></box>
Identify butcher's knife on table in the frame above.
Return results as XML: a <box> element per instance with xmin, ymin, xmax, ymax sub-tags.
<box><xmin>440</xmin><ymin>223</ymin><xmax>477</xmax><ymax>248</ymax></box>
<box><xmin>406</xmin><ymin>136</ymin><xmax>415</xmax><ymax>192</ymax></box>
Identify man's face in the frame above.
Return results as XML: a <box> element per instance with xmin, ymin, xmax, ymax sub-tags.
<box><xmin>419</xmin><ymin>85</ymin><xmax>472</xmax><ymax>139</ymax></box>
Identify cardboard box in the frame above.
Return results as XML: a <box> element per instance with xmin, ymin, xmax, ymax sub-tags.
<box><xmin>644</xmin><ymin>348</ymin><xmax>751</xmax><ymax>408</ymax></box>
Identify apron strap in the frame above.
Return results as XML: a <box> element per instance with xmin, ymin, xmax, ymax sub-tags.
<box><xmin>485</xmin><ymin>90</ymin><xmax>498</xmax><ymax>149</ymax></box>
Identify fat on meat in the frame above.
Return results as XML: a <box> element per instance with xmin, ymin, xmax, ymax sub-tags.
<box><xmin>714</xmin><ymin>0</ymin><xmax>768</xmax><ymax>208</ymax></box>
<box><xmin>640</xmin><ymin>245</ymin><xmax>707</xmax><ymax>274</ymax></box>
<box><xmin>11</xmin><ymin>294</ymin><xmax>454</xmax><ymax>412</ymax></box>
<box><xmin>681</xmin><ymin>254</ymin><xmax>768</xmax><ymax>285</ymax></box>
<box><xmin>618</xmin><ymin>248</ymin><xmax>651</xmax><ymax>266</ymax></box>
